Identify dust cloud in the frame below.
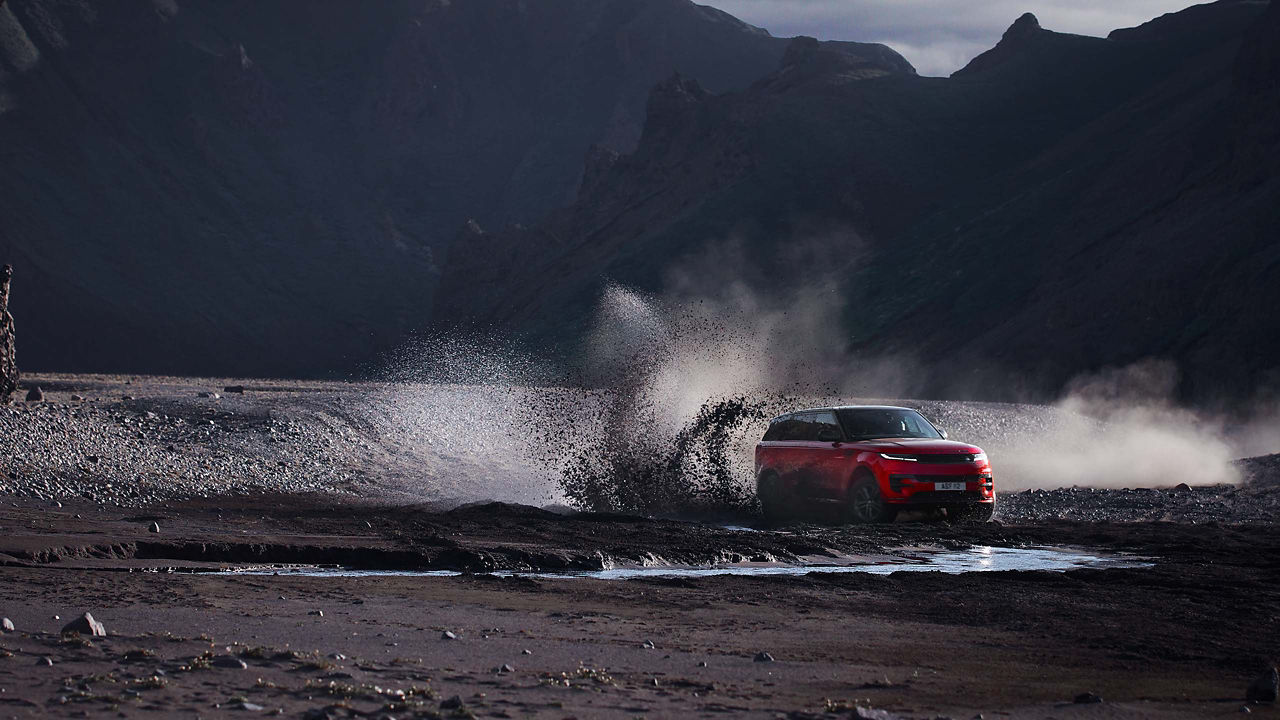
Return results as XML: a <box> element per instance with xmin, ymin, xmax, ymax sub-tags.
<box><xmin>370</xmin><ymin>238</ymin><xmax>1276</xmax><ymax>510</ymax></box>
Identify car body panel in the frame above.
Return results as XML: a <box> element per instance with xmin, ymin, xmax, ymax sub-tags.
<box><xmin>755</xmin><ymin>406</ymin><xmax>995</xmax><ymax>516</ymax></box>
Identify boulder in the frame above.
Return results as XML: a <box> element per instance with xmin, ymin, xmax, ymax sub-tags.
<box><xmin>24</xmin><ymin>386</ymin><xmax>42</xmax><ymax>402</ymax></box>
<box><xmin>61</xmin><ymin>612</ymin><xmax>106</xmax><ymax>637</ymax></box>
<box><xmin>0</xmin><ymin>265</ymin><xmax>16</xmax><ymax>404</ymax></box>
<box><xmin>1</xmin><ymin>617</ymin><xmax>13</xmax><ymax>632</ymax></box>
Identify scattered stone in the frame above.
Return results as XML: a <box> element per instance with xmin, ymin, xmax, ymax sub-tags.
<box><xmin>441</xmin><ymin>630</ymin><xmax>457</xmax><ymax>640</ymax></box>
<box><xmin>1173</xmin><ymin>483</ymin><xmax>1192</xmax><ymax>492</ymax></box>
<box><xmin>121</xmin><ymin>395</ymin><xmax>135</xmax><ymax>401</ymax></box>
<box><xmin>697</xmin><ymin>661</ymin><xmax>707</xmax><ymax>667</ymax></box>
<box><xmin>52</xmin><ymin>500</ymin><xmax>62</xmax><ymax>508</ymax></box>
<box><xmin>211</xmin><ymin>655</ymin><xmax>249</xmax><ymax>670</ymax></box>
<box><xmin>1074</xmin><ymin>692</ymin><xmax>1103</xmax><ymax>704</ymax></box>
<box><xmin>440</xmin><ymin>695</ymin><xmax>464</xmax><ymax>710</ymax></box>
<box><xmin>521</xmin><ymin>648</ymin><xmax>532</xmax><ymax>655</ymax></box>
<box><xmin>234</xmin><ymin>701</ymin><xmax>265</xmax><ymax>711</ymax></box>
<box><xmin>753</xmin><ymin>651</ymin><xmax>774</xmax><ymax>663</ymax></box>
<box><xmin>224</xmin><ymin>385</ymin><xmax>246</xmax><ymax>394</ymax></box>
<box><xmin>1247</xmin><ymin>667</ymin><xmax>1278</xmax><ymax>703</ymax></box>
<box><xmin>25</xmin><ymin>386</ymin><xmax>42</xmax><ymax>402</ymax></box>
<box><xmin>35</xmin><ymin>656</ymin><xmax>53</xmax><ymax>666</ymax></box>
<box><xmin>497</xmin><ymin>663</ymin><xmax>515</xmax><ymax>673</ymax></box>
<box><xmin>309</xmin><ymin>610</ymin><xmax>324</xmax><ymax>617</ymax></box>
<box><xmin>1</xmin><ymin>617</ymin><xmax>14</xmax><ymax>632</ymax></box>
<box><xmin>61</xmin><ymin>612</ymin><xmax>106</xmax><ymax>637</ymax></box>
<box><xmin>70</xmin><ymin>394</ymin><xmax>84</xmax><ymax>402</ymax></box>
<box><xmin>197</xmin><ymin>391</ymin><xmax>220</xmax><ymax>399</ymax></box>
<box><xmin>642</xmin><ymin>640</ymin><xmax>656</xmax><ymax>649</ymax></box>
<box><xmin>854</xmin><ymin>707</ymin><xmax>899</xmax><ymax>720</ymax></box>
<box><xmin>148</xmin><ymin>521</ymin><xmax>160</xmax><ymax>533</ymax></box>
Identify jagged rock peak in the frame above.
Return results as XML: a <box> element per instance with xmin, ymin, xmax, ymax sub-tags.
<box><xmin>1006</xmin><ymin>12</ymin><xmax>1042</xmax><ymax>39</ymax></box>
<box><xmin>644</xmin><ymin>72</ymin><xmax>709</xmax><ymax>125</ymax></box>
<box><xmin>998</xmin><ymin>13</ymin><xmax>1049</xmax><ymax>44</ymax></box>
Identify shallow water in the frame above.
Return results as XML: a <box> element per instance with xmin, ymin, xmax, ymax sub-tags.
<box><xmin>229</xmin><ymin>545</ymin><xmax>1150</xmax><ymax>580</ymax></box>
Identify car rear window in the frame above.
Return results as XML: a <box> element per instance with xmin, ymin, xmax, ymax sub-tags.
<box><xmin>763</xmin><ymin>411</ymin><xmax>842</xmax><ymax>441</ymax></box>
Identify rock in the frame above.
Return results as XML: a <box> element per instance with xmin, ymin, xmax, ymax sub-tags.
<box><xmin>212</xmin><ymin>655</ymin><xmax>249</xmax><ymax>669</ymax></box>
<box><xmin>61</xmin><ymin>612</ymin><xmax>106</xmax><ymax>637</ymax></box>
<box><xmin>642</xmin><ymin>640</ymin><xmax>656</xmax><ymax>649</ymax></box>
<box><xmin>497</xmin><ymin>663</ymin><xmax>515</xmax><ymax>673</ymax></box>
<box><xmin>223</xmin><ymin>385</ymin><xmax>246</xmax><ymax>394</ymax></box>
<box><xmin>440</xmin><ymin>696</ymin><xmax>464</xmax><ymax>710</ymax></box>
<box><xmin>148</xmin><ymin>521</ymin><xmax>160</xmax><ymax>533</ymax></box>
<box><xmin>234</xmin><ymin>701</ymin><xmax>265</xmax><ymax>711</ymax></box>
<box><xmin>441</xmin><ymin>630</ymin><xmax>457</xmax><ymax>640</ymax></box>
<box><xmin>753</xmin><ymin>651</ymin><xmax>774</xmax><ymax>663</ymax></box>
<box><xmin>69</xmin><ymin>394</ymin><xmax>84</xmax><ymax>402</ymax></box>
<box><xmin>1173</xmin><ymin>483</ymin><xmax>1192</xmax><ymax>492</ymax></box>
<box><xmin>1074</xmin><ymin>692</ymin><xmax>1103</xmax><ymax>704</ymax></box>
<box><xmin>36</xmin><ymin>656</ymin><xmax>53</xmax><ymax>666</ymax></box>
<box><xmin>25</xmin><ymin>386</ymin><xmax>42</xmax><ymax>402</ymax></box>
<box><xmin>521</xmin><ymin>648</ymin><xmax>532</xmax><ymax>655</ymax></box>
<box><xmin>197</xmin><ymin>391</ymin><xmax>220</xmax><ymax>399</ymax></box>
<box><xmin>1</xmin><ymin>617</ymin><xmax>13</xmax><ymax>632</ymax></box>
<box><xmin>309</xmin><ymin>610</ymin><xmax>324</xmax><ymax>616</ymax></box>
<box><xmin>0</xmin><ymin>266</ymin><xmax>17</xmax><ymax>405</ymax></box>
<box><xmin>1247</xmin><ymin>667</ymin><xmax>1278</xmax><ymax>703</ymax></box>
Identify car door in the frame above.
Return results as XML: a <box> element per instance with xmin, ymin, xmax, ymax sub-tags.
<box><xmin>806</xmin><ymin>410</ymin><xmax>850</xmax><ymax>500</ymax></box>
<box><xmin>790</xmin><ymin>412</ymin><xmax>844</xmax><ymax>502</ymax></box>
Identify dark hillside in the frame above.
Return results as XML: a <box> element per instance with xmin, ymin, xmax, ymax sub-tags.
<box><xmin>436</xmin><ymin>0</ymin><xmax>1278</xmax><ymax>403</ymax></box>
<box><xmin>0</xmin><ymin>0</ymin><xmax>909</xmax><ymax>376</ymax></box>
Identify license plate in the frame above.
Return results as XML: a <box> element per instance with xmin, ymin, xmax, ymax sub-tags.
<box><xmin>934</xmin><ymin>482</ymin><xmax>966</xmax><ymax>491</ymax></box>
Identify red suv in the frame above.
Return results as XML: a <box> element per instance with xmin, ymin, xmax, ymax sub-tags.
<box><xmin>754</xmin><ymin>406</ymin><xmax>994</xmax><ymax>523</ymax></box>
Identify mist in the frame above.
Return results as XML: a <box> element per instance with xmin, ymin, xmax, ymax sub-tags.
<box><xmin>369</xmin><ymin>235</ymin><xmax>1277</xmax><ymax>511</ymax></box>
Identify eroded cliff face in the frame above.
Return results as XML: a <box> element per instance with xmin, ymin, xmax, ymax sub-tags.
<box><xmin>434</xmin><ymin>1</ymin><xmax>1280</xmax><ymax>403</ymax></box>
<box><xmin>0</xmin><ymin>264</ymin><xmax>17</xmax><ymax>404</ymax></box>
<box><xmin>0</xmin><ymin>0</ymin><xmax>911</xmax><ymax>377</ymax></box>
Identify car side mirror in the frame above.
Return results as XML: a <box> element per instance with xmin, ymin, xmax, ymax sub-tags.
<box><xmin>817</xmin><ymin>428</ymin><xmax>842</xmax><ymax>442</ymax></box>
<box><xmin>938</xmin><ymin>428</ymin><xmax>948</xmax><ymax>439</ymax></box>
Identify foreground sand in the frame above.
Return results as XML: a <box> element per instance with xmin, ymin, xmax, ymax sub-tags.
<box><xmin>1</xmin><ymin>495</ymin><xmax>1278</xmax><ymax>719</ymax></box>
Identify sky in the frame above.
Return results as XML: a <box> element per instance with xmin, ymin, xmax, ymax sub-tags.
<box><xmin>704</xmin><ymin>0</ymin><xmax>1201</xmax><ymax>76</ymax></box>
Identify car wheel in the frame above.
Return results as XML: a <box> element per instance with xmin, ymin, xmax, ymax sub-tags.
<box><xmin>757</xmin><ymin>472</ymin><xmax>789</xmax><ymax>525</ymax></box>
<box><xmin>847</xmin><ymin>474</ymin><xmax>897</xmax><ymax>524</ymax></box>
<box><xmin>947</xmin><ymin>502</ymin><xmax>995</xmax><ymax>523</ymax></box>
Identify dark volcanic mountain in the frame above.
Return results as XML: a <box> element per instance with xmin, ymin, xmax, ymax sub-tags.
<box><xmin>437</xmin><ymin>0</ymin><xmax>1280</xmax><ymax>403</ymax></box>
<box><xmin>0</xmin><ymin>0</ymin><xmax>910</xmax><ymax>376</ymax></box>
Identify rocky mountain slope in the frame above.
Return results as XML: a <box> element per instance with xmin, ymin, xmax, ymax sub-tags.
<box><xmin>0</xmin><ymin>0</ymin><xmax>909</xmax><ymax>377</ymax></box>
<box><xmin>436</xmin><ymin>0</ymin><xmax>1279</xmax><ymax>404</ymax></box>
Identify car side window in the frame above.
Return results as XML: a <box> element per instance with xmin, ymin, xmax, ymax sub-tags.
<box><xmin>812</xmin><ymin>411</ymin><xmax>842</xmax><ymax>440</ymax></box>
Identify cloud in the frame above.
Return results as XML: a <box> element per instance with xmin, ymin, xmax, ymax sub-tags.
<box><xmin>703</xmin><ymin>0</ymin><xmax>1201</xmax><ymax>75</ymax></box>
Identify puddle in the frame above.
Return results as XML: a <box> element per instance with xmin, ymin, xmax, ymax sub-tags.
<box><xmin>225</xmin><ymin>545</ymin><xmax>1150</xmax><ymax>580</ymax></box>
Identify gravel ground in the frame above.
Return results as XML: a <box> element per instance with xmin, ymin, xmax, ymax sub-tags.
<box><xmin>3</xmin><ymin>374</ymin><xmax>1276</xmax><ymax>522</ymax></box>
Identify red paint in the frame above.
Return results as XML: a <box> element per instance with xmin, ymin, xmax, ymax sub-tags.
<box><xmin>754</xmin><ymin>406</ymin><xmax>995</xmax><ymax>522</ymax></box>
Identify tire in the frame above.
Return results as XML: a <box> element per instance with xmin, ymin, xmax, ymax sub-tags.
<box><xmin>947</xmin><ymin>501</ymin><xmax>995</xmax><ymax>523</ymax></box>
<box><xmin>757</xmin><ymin>472</ymin><xmax>790</xmax><ymax>524</ymax></box>
<box><xmin>847</xmin><ymin>473</ymin><xmax>898</xmax><ymax>524</ymax></box>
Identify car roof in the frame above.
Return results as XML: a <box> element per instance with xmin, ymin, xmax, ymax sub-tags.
<box><xmin>772</xmin><ymin>405</ymin><xmax>914</xmax><ymax>419</ymax></box>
